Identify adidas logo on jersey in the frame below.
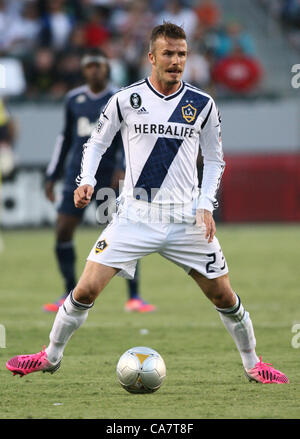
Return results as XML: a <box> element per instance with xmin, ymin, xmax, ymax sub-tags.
<box><xmin>137</xmin><ymin>107</ymin><xmax>149</xmax><ymax>115</ymax></box>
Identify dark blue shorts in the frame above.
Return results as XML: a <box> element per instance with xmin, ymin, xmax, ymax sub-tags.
<box><xmin>58</xmin><ymin>172</ymin><xmax>116</xmax><ymax>219</ymax></box>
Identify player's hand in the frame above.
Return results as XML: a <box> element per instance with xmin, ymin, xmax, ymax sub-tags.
<box><xmin>45</xmin><ymin>180</ymin><xmax>55</xmax><ymax>203</ymax></box>
<box><xmin>196</xmin><ymin>208</ymin><xmax>216</xmax><ymax>243</ymax></box>
<box><xmin>74</xmin><ymin>184</ymin><xmax>94</xmax><ymax>209</ymax></box>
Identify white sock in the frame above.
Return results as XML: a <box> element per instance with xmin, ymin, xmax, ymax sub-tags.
<box><xmin>216</xmin><ymin>293</ymin><xmax>259</xmax><ymax>370</ymax></box>
<box><xmin>45</xmin><ymin>291</ymin><xmax>93</xmax><ymax>364</ymax></box>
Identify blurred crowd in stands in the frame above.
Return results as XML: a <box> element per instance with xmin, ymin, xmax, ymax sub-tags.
<box><xmin>0</xmin><ymin>0</ymin><xmax>266</xmax><ymax>100</ymax></box>
<box><xmin>259</xmin><ymin>0</ymin><xmax>300</xmax><ymax>52</ymax></box>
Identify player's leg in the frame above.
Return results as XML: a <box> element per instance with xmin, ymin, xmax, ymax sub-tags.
<box><xmin>43</xmin><ymin>189</ymin><xmax>83</xmax><ymax>312</ymax></box>
<box><xmin>55</xmin><ymin>213</ymin><xmax>80</xmax><ymax>291</ymax></box>
<box><xmin>189</xmin><ymin>270</ymin><xmax>259</xmax><ymax>371</ymax></box>
<box><xmin>95</xmin><ymin>181</ymin><xmax>156</xmax><ymax>313</ymax></box>
<box><xmin>189</xmin><ymin>269</ymin><xmax>289</xmax><ymax>383</ymax></box>
<box><xmin>6</xmin><ymin>261</ymin><xmax>118</xmax><ymax>376</ymax></box>
<box><xmin>45</xmin><ymin>261</ymin><xmax>118</xmax><ymax>365</ymax></box>
<box><xmin>6</xmin><ymin>215</ymin><xmax>160</xmax><ymax>376</ymax></box>
<box><xmin>161</xmin><ymin>224</ymin><xmax>289</xmax><ymax>383</ymax></box>
<box><xmin>125</xmin><ymin>261</ymin><xmax>156</xmax><ymax>313</ymax></box>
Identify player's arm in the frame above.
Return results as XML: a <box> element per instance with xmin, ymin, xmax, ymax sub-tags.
<box><xmin>74</xmin><ymin>94</ymin><xmax>122</xmax><ymax>208</ymax></box>
<box><xmin>45</xmin><ymin>98</ymin><xmax>73</xmax><ymax>202</ymax></box>
<box><xmin>197</xmin><ymin>99</ymin><xmax>225</xmax><ymax>242</ymax></box>
<box><xmin>110</xmin><ymin>131</ymin><xmax>125</xmax><ymax>190</ymax></box>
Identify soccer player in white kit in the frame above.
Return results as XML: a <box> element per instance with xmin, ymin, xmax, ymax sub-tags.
<box><xmin>6</xmin><ymin>23</ymin><xmax>288</xmax><ymax>384</ymax></box>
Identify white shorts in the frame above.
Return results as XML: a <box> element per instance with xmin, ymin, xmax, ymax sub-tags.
<box><xmin>87</xmin><ymin>209</ymin><xmax>229</xmax><ymax>280</ymax></box>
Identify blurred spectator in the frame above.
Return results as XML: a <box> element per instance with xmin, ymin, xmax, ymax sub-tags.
<box><xmin>111</xmin><ymin>0</ymin><xmax>154</xmax><ymax>83</ymax></box>
<box><xmin>114</xmin><ymin>0</ymin><xmax>154</xmax><ymax>42</ymax></box>
<box><xmin>104</xmin><ymin>37</ymin><xmax>129</xmax><ymax>86</ymax></box>
<box><xmin>0</xmin><ymin>57</ymin><xmax>26</xmax><ymax>96</ymax></box>
<box><xmin>25</xmin><ymin>47</ymin><xmax>57</xmax><ymax>97</ymax></box>
<box><xmin>281</xmin><ymin>0</ymin><xmax>300</xmax><ymax>50</ymax></box>
<box><xmin>0</xmin><ymin>0</ymin><xmax>10</xmax><ymax>51</ymax></box>
<box><xmin>2</xmin><ymin>1</ymin><xmax>41</xmax><ymax>55</ymax></box>
<box><xmin>40</xmin><ymin>0</ymin><xmax>74</xmax><ymax>50</ymax></box>
<box><xmin>68</xmin><ymin>25</ymin><xmax>86</xmax><ymax>52</ymax></box>
<box><xmin>182</xmin><ymin>47</ymin><xmax>211</xmax><ymax>89</ymax></box>
<box><xmin>156</xmin><ymin>0</ymin><xmax>198</xmax><ymax>40</ymax></box>
<box><xmin>53</xmin><ymin>51</ymin><xmax>82</xmax><ymax>96</ymax></box>
<box><xmin>259</xmin><ymin>0</ymin><xmax>300</xmax><ymax>23</ymax></box>
<box><xmin>281</xmin><ymin>0</ymin><xmax>300</xmax><ymax>26</ymax></box>
<box><xmin>212</xmin><ymin>46</ymin><xmax>263</xmax><ymax>95</ymax></box>
<box><xmin>122</xmin><ymin>33</ymin><xmax>147</xmax><ymax>83</ymax></box>
<box><xmin>109</xmin><ymin>2</ymin><xmax>130</xmax><ymax>33</ymax></box>
<box><xmin>147</xmin><ymin>0</ymin><xmax>166</xmax><ymax>14</ymax></box>
<box><xmin>194</xmin><ymin>0</ymin><xmax>221</xmax><ymax>30</ymax></box>
<box><xmin>214</xmin><ymin>21</ymin><xmax>256</xmax><ymax>58</ymax></box>
<box><xmin>5</xmin><ymin>0</ymin><xmax>24</xmax><ymax>18</ymax></box>
<box><xmin>83</xmin><ymin>6</ymin><xmax>111</xmax><ymax>47</ymax></box>
<box><xmin>258</xmin><ymin>0</ymin><xmax>283</xmax><ymax>18</ymax></box>
<box><xmin>0</xmin><ymin>0</ymin><xmax>269</xmax><ymax>99</ymax></box>
<box><xmin>258</xmin><ymin>0</ymin><xmax>300</xmax><ymax>52</ymax></box>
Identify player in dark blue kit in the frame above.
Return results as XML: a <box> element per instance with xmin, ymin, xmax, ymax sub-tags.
<box><xmin>43</xmin><ymin>49</ymin><xmax>155</xmax><ymax>313</ymax></box>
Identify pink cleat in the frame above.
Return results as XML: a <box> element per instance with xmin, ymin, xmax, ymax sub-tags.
<box><xmin>6</xmin><ymin>346</ymin><xmax>61</xmax><ymax>377</ymax></box>
<box><xmin>245</xmin><ymin>356</ymin><xmax>289</xmax><ymax>384</ymax></box>
<box><xmin>125</xmin><ymin>298</ymin><xmax>156</xmax><ymax>313</ymax></box>
<box><xmin>43</xmin><ymin>296</ymin><xmax>66</xmax><ymax>313</ymax></box>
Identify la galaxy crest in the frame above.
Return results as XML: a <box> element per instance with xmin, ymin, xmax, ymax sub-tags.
<box><xmin>95</xmin><ymin>239</ymin><xmax>108</xmax><ymax>254</ymax></box>
<box><xmin>181</xmin><ymin>103</ymin><xmax>197</xmax><ymax>123</ymax></box>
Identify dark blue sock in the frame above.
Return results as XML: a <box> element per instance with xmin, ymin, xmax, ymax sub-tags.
<box><xmin>127</xmin><ymin>261</ymin><xmax>140</xmax><ymax>299</ymax></box>
<box><xmin>55</xmin><ymin>241</ymin><xmax>76</xmax><ymax>296</ymax></box>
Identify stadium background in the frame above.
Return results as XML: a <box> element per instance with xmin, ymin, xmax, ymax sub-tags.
<box><xmin>1</xmin><ymin>0</ymin><xmax>299</xmax><ymax>225</ymax></box>
<box><xmin>0</xmin><ymin>0</ymin><xmax>300</xmax><ymax>420</ymax></box>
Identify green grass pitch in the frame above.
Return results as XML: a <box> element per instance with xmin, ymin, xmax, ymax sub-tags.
<box><xmin>0</xmin><ymin>224</ymin><xmax>300</xmax><ymax>419</ymax></box>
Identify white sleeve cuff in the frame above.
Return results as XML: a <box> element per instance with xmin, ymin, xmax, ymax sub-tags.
<box><xmin>196</xmin><ymin>196</ymin><xmax>215</xmax><ymax>213</ymax></box>
<box><xmin>79</xmin><ymin>176</ymin><xmax>96</xmax><ymax>187</ymax></box>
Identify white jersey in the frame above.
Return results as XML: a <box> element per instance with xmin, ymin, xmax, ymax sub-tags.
<box><xmin>77</xmin><ymin>78</ymin><xmax>225</xmax><ymax>214</ymax></box>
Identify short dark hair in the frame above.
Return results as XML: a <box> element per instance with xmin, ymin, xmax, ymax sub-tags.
<box><xmin>149</xmin><ymin>22</ymin><xmax>186</xmax><ymax>52</ymax></box>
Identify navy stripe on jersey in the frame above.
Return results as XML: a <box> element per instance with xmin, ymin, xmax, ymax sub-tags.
<box><xmin>116</xmin><ymin>98</ymin><xmax>123</xmax><ymax>123</ymax></box>
<box><xmin>168</xmin><ymin>90</ymin><xmax>210</xmax><ymax>126</ymax></box>
<box><xmin>134</xmin><ymin>137</ymin><xmax>183</xmax><ymax>202</ymax></box>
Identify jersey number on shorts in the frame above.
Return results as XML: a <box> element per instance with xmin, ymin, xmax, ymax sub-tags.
<box><xmin>206</xmin><ymin>250</ymin><xmax>226</xmax><ymax>273</ymax></box>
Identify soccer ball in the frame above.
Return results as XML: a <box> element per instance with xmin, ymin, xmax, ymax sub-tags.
<box><xmin>116</xmin><ymin>346</ymin><xmax>166</xmax><ymax>394</ymax></box>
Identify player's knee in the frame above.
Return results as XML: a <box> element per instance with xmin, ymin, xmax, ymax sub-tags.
<box><xmin>203</xmin><ymin>277</ymin><xmax>235</xmax><ymax>308</ymax></box>
<box><xmin>56</xmin><ymin>224</ymin><xmax>73</xmax><ymax>242</ymax></box>
<box><xmin>210</xmin><ymin>291</ymin><xmax>233</xmax><ymax>308</ymax></box>
<box><xmin>73</xmin><ymin>278</ymin><xmax>102</xmax><ymax>304</ymax></box>
<box><xmin>56</xmin><ymin>215</ymin><xmax>79</xmax><ymax>242</ymax></box>
<box><xmin>73</xmin><ymin>282</ymin><xmax>99</xmax><ymax>305</ymax></box>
